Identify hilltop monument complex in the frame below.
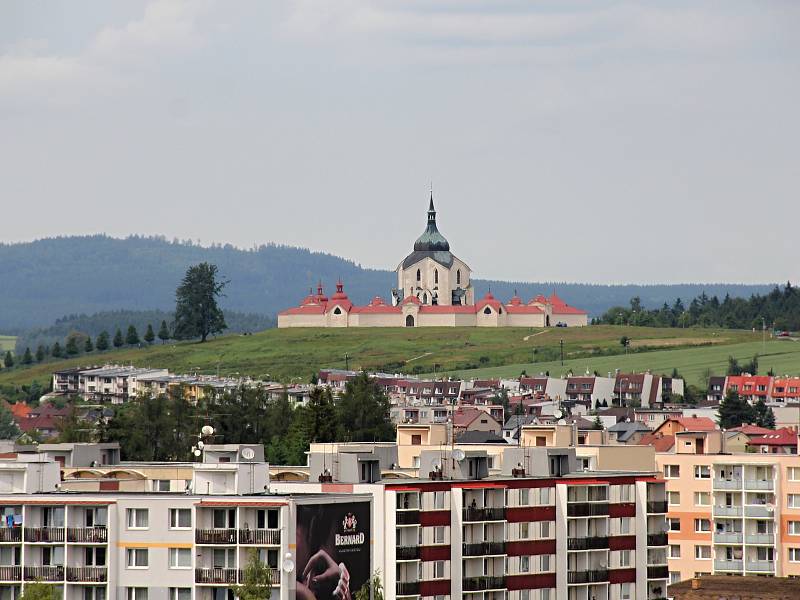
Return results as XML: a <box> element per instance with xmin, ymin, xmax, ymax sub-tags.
<box><xmin>278</xmin><ymin>195</ymin><xmax>588</xmax><ymax>328</ymax></box>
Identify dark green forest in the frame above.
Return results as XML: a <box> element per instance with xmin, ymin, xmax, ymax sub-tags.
<box><xmin>598</xmin><ymin>284</ymin><xmax>800</xmax><ymax>330</ymax></box>
<box><xmin>0</xmin><ymin>235</ymin><xmax>775</xmax><ymax>331</ymax></box>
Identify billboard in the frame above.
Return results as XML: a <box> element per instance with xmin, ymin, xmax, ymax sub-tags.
<box><xmin>296</xmin><ymin>501</ymin><xmax>371</xmax><ymax>600</ymax></box>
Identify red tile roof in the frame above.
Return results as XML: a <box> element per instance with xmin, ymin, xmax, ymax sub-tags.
<box><xmin>728</xmin><ymin>424</ymin><xmax>774</xmax><ymax>435</ymax></box>
<box><xmin>638</xmin><ymin>433</ymin><xmax>675</xmax><ymax>452</ymax></box>
<box><xmin>748</xmin><ymin>427</ymin><xmax>797</xmax><ymax>447</ymax></box>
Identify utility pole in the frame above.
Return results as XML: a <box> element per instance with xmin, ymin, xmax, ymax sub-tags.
<box><xmin>344</xmin><ymin>353</ymin><xmax>350</xmax><ymax>370</ymax></box>
<box><xmin>762</xmin><ymin>318</ymin><xmax>766</xmax><ymax>353</ymax></box>
<box><xmin>560</xmin><ymin>339</ymin><xmax>564</xmax><ymax>366</ymax></box>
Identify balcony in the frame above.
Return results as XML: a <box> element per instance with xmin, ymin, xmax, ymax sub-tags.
<box><xmin>396</xmin><ymin>511</ymin><xmax>421</xmax><ymax>526</ymax></box>
<box><xmin>195</xmin><ymin>567</ymin><xmax>238</xmax><ymax>584</ymax></box>
<box><xmin>24</xmin><ymin>528</ymin><xmax>65</xmax><ymax>543</ymax></box>
<box><xmin>567</xmin><ymin>536</ymin><xmax>609</xmax><ymax>551</ymax></box>
<box><xmin>713</xmin><ymin>505</ymin><xmax>742</xmax><ymax>517</ymax></box>
<box><xmin>396</xmin><ymin>581</ymin><xmax>420</xmax><ymax>596</ymax></box>
<box><xmin>196</xmin><ymin>529</ymin><xmax>237</xmax><ymax>544</ymax></box>
<box><xmin>238</xmin><ymin>568</ymin><xmax>280</xmax><ymax>585</ymax></box>
<box><xmin>745</xmin><ymin>533</ymin><xmax>774</xmax><ymax>545</ymax></box>
<box><xmin>396</xmin><ymin>546</ymin><xmax>421</xmax><ymax>560</ymax></box>
<box><xmin>567</xmin><ymin>503</ymin><xmax>609</xmax><ymax>517</ymax></box>
<box><xmin>462</xmin><ymin>541</ymin><xmax>506</xmax><ymax>556</ymax></box>
<box><xmin>0</xmin><ymin>566</ymin><xmax>21</xmax><ymax>581</ymax></box>
<box><xmin>0</xmin><ymin>529</ymin><xmax>21</xmax><ymax>543</ymax></box>
<box><xmin>462</xmin><ymin>576</ymin><xmax>506</xmax><ymax>591</ymax></box>
<box><xmin>745</xmin><ymin>560</ymin><xmax>774</xmax><ymax>573</ymax></box>
<box><xmin>67</xmin><ymin>527</ymin><xmax>108</xmax><ymax>543</ymax></box>
<box><xmin>646</xmin><ymin>501</ymin><xmax>668</xmax><ymax>514</ymax></box>
<box><xmin>713</xmin><ymin>479</ymin><xmax>742</xmax><ymax>490</ymax></box>
<box><xmin>744</xmin><ymin>479</ymin><xmax>773</xmax><ymax>491</ymax></box>
<box><xmin>647</xmin><ymin>533</ymin><xmax>668</xmax><ymax>546</ymax></box>
<box><xmin>66</xmin><ymin>567</ymin><xmax>107</xmax><ymax>582</ymax></box>
<box><xmin>647</xmin><ymin>566</ymin><xmax>669</xmax><ymax>579</ymax></box>
<box><xmin>744</xmin><ymin>505</ymin><xmax>773</xmax><ymax>519</ymax></box>
<box><xmin>567</xmin><ymin>569</ymin><xmax>608</xmax><ymax>584</ymax></box>
<box><xmin>713</xmin><ymin>531</ymin><xmax>742</xmax><ymax>544</ymax></box>
<box><xmin>714</xmin><ymin>559</ymin><xmax>742</xmax><ymax>572</ymax></box>
<box><xmin>24</xmin><ymin>566</ymin><xmax>64</xmax><ymax>582</ymax></box>
<box><xmin>463</xmin><ymin>507</ymin><xmax>506</xmax><ymax>522</ymax></box>
<box><xmin>238</xmin><ymin>529</ymin><xmax>281</xmax><ymax>545</ymax></box>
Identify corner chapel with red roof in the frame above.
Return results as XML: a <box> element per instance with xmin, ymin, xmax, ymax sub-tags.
<box><xmin>277</xmin><ymin>195</ymin><xmax>588</xmax><ymax>328</ymax></box>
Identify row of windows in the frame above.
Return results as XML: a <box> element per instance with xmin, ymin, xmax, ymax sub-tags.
<box><xmin>124</xmin><ymin>507</ymin><xmax>279</xmax><ymax>530</ymax></box>
<box><xmin>663</xmin><ymin>464</ymin><xmax>800</xmax><ymax>481</ymax></box>
<box><xmin>127</xmin><ymin>589</ymin><xmax>189</xmax><ymax>600</ymax></box>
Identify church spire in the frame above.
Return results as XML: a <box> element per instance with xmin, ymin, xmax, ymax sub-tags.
<box><xmin>428</xmin><ymin>191</ymin><xmax>436</xmax><ymax>224</ymax></box>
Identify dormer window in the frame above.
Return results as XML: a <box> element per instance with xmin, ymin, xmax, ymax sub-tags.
<box><xmin>333</xmin><ymin>307</ymin><xmax>342</xmax><ymax>315</ymax></box>
<box><xmin>484</xmin><ymin>307</ymin><xmax>492</xmax><ymax>315</ymax></box>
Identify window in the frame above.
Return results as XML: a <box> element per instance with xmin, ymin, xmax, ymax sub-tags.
<box><xmin>411</xmin><ymin>435</ymin><xmax>421</xmax><ymax>446</ymax></box>
<box><xmin>519</xmin><ymin>522</ymin><xmax>529</xmax><ymax>539</ymax></box>
<box><xmin>695</xmin><ymin>465</ymin><xmax>711</xmax><ymax>479</ymax></box>
<box><xmin>256</xmin><ymin>509</ymin><xmax>279</xmax><ymax>529</ymax></box>
<box><xmin>539</xmin><ymin>554</ymin><xmax>551</xmax><ymax>572</ymax></box>
<box><xmin>790</xmin><ymin>548</ymin><xmax>800</xmax><ymax>562</ymax></box>
<box><xmin>789</xmin><ymin>494</ymin><xmax>800</xmax><ymax>508</ymax></box>
<box><xmin>789</xmin><ymin>521</ymin><xmax>800</xmax><ymax>535</ymax></box>
<box><xmin>619</xmin><ymin>484</ymin><xmax>633</xmax><ymax>502</ymax></box>
<box><xmin>670</xmin><ymin>571</ymin><xmax>681</xmax><ymax>584</ymax></box>
<box><xmin>169</xmin><ymin>548</ymin><xmax>191</xmax><ymax>569</ymax></box>
<box><xmin>126</xmin><ymin>548</ymin><xmax>148</xmax><ymax>568</ymax></box>
<box><xmin>169</xmin><ymin>508</ymin><xmax>192</xmax><ymax>529</ymax></box>
<box><xmin>126</xmin><ymin>508</ymin><xmax>149</xmax><ymax>529</ymax></box>
<box><xmin>521</xmin><ymin>591</ymin><xmax>529</xmax><ymax>600</ymax></box>
<box><xmin>520</xmin><ymin>489</ymin><xmax>530</xmax><ymax>506</ymax></box>
<box><xmin>664</xmin><ymin>465</ymin><xmax>680</xmax><ymax>478</ymax></box>
<box><xmin>618</xmin><ymin>517</ymin><xmax>631</xmax><ymax>535</ymax></box>
<box><xmin>695</xmin><ymin>492</ymin><xmax>711</xmax><ymax>506</ymax></box>
<box><xmin>668</xmin><ymin>491</ymin><xmax>680</xmax><ymax>506</ymax></box>
<box><xmin>620</xmin><ymin>582</ymin><xmax>631</xmax><ymax>600</ymax></box>
<box><xmin>434</xmin><ymin>491</ymin><xmax>446</xmax><ymax>509</ymax></box>
<box><xmin>127</xmin><ymin>589</ymin><xmax>147</xmax><ymax>600</ymax></box>
<box><xmin>539</xmin><ymin>521</ymin><xmax>551</xmax><ymax>539</ymax></box>
<box><xmin>669</xmin><ymin>545</ymin><xmax>681</xmax><ymax>559</ymax></box>
<box><xmin>84</xmin><ymin>588</ymin><xmax>106</xmax><ymax>600</ymax></box>
<box><xmin>789</xmin><ymin>467</ymin><xmax>800</xmax><ymax>481</ymax></box>
<box><xmin>434</xmin><ymin>526</ymin><xmax>445</xmax><ymax>544</ymax></box>
<box><xmin>668</xmin><ymin>518</ymin><xmax>681</xmax><ymax>532</ymax></box>
<box><xmin>154</xmin><ymin>480</ymin><xmax>170</xmax><ymax>492</ymax></box>
<box><xmin>85</xmin><ymin>547</ymin><xmax>106</xmax><ymax>566</ymax></box>
<box><xmin>539</xmin><ymin>487</ymin><xmax>551</xmax><ymax>505</ymax></box>
<box><xmin>695</xmin><ymin>519</ymin><xmax>711</xmax><ymax>533</ymax></box>
<box><xmin>169</xmin><ymin>590</ymin><xmax>191</xmax><ymax>600</ymax></box>
<box><xmin>456</xmin><ymin>270</ymin><xmax>461</xmax><ymax>285</ymax></box>
<box><xmin>520</xmin><ymin>555</ymin><xmax>530</xmax><ymax>572</ymax></box>
<box><xmin>433</xmin><ymin>561</ymin><xmax>445</xmax><ymax>578</ymax></box>
<box><xmin>434</xmin><ymin>269</ymin><xmax>438</xmax><ymax>285</ymax></box>
<box><xmin>694</xmin><ymin>545</ymin><xmax>711</xmax><ymax>559</ymax></box>
<box><xmin>541</xmin><ymin>590</ymin><xmax>551</xmax><ymax>600</ymax></box>
<box><xmin>416</xmin><ymin>269</ymin><xmax>421</xmax><ymax>282</ymax></box>
<box><xmin>213</xmin><ymin>508</ymin><xmax>235</xmax><ymax>529</ymax></box>
<box><xmin>618</xmin><ymin>550</ymin><xmax>631</xmax><ymax>567</ymax></box>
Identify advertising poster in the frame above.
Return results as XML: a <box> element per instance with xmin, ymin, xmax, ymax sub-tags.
<box><xmin>296</xmin><ymin>501</ymin><xmax>371</xmax><ymax>600</ymax></box>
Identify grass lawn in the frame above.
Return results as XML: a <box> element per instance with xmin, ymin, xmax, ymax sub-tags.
<box><xmin>0</xmin><ymin>336</ymin><xmax>15</xmax><ymax>353</ymax></box>
<box><xmin>0</xmin><ymin>325</ymin><xmax>766</xmax><ymax>389</ymax></box>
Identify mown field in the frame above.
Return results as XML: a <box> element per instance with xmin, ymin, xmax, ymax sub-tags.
<box><xmin>0</xmin><ymin>336</ymin><xmax>15</xmax><ymax>353</ymax></box>
<box><xmin>0</xmin><ymin>325</ymin><xmax>763</xmax><ymax>388</ymax></box>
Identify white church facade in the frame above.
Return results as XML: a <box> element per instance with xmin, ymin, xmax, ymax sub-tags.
<box><xmin>277</xmin><ymin>196</ymin><xmax>588</xmax><ymax>328</ymax></box>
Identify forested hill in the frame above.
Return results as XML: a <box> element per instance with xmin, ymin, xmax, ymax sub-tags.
<box><xmin>0</xmin><ymin>235</ymin><xmax>777</xmax><ymax>331</ymax></box>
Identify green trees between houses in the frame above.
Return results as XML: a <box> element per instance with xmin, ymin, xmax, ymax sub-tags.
<box><xmin>19</xmin><ymin>581</ymin><xmax>57</xmax><ymax>600</ymax></box>
<box><xmin>173</xmin><ymin>262</ymin><xmax>228</xmax><ymax>342</ymax></box>
<box><xmin>96</xmin><ymin>372</ymin><xmax>394</xmax><ymax>464</ymax></box>
<box><xmin>718</xmin><ymin>390</ymin><xmax>776</xmax><ymax>430</ymax></box>
<box><xmin>0</xmin><ymin>403</ymin><xmax>21</xmax><ymax>439</ymax></box>
<box><xmin>236</xmin><ymin>549</ymin><xmax>273</xmax><ymax>600</ymax></box>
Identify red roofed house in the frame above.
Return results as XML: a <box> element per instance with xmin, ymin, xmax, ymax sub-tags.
<box><xmin>654</xmin><ymin>416</ymin><xmax>718</xmax><ymax>436</ymax></box>
<box><xmin>725</xmin><ymin>375</ymin><xmax>772</xmax><ymax>403</ymax></box>
<box><xmin>278</xmin><ymin>197</ymin><xmax>588</xmax><ymax>328</ymax></box>
<box><xmin>747</xmin><ymin>427</ymin><xmax>798</xmax><ymax>454</ymax></box>
<box><xmin>451</xmin><ymin>407</ymin><xmax>502</xmax><ymax>438</ymax></box>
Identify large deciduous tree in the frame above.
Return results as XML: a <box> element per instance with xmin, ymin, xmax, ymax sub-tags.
<box><xmin>336</xmin><ymin>372</ymin><xmax>394</xmax><ymax>442</ymax></box>
<box><xmin>173</xmin><ymin>263</ymin><xmax>228</xmax><ymax>342</ymax></box>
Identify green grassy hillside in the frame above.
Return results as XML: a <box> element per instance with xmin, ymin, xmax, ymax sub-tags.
<box><xmin>0</xmin><ymin>336</ymin><xmax>16</xmax><ymax>353</ymax></box>
<box><xmin>0</xmin><ymin>326</ymin><xmax>763</xmax><ymax>388</ymax></box>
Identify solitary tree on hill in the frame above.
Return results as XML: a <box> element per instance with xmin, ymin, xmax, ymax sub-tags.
<box><xmin>22</xmin><ymin>347</ymin><xmax>33</xmax><ymax>365</ymax></box>
<box><xmin>144</xmin><ymin>324</ymin><xmax>155</xmax><ymax>344</ymax></box>
<box><xmin>158</xmin><ymin>320</ymin><xmax>170</xmax><ymax>344</ymax></box>
<box><xmin>96</xmin><ymin>331</ymin><xmax>110</xmax><ymax>352</ymax></box>
<box><xmin>126</xmin><ymin>325</ymin><xmax>140</xmax><ymax>346</ymax></box>
<box><xmin>3</xmin><ymin>351</ymin><xmax>13</xmax><ymax>368</ymax></box>
<box><xmin>65</xmin><ymin>336</ymin><xmax>79</xmax><ymax>356</ymax></box>
<box><xmin>173</xmin><ymin>262</ymin><xmax>228</xmax><ymax>342</ymax></box>
<box><xmin>113</xmin><ymin>328</ymin><xmax>124</xmax><ymax>348</ymax></box>
<box><xmin>84</xmin><ymin>336</ymin><xmax>94</xmax><ymax>353</ymax></box>
<box><xmin>35</xmin><ymin>345</ymin><xmax>46</xmax><ymax>362</ymax></box>
<box><xmin>51</xmin><ymin>342</ymin><xmax>63</xmax><ymax>358</ymax></box>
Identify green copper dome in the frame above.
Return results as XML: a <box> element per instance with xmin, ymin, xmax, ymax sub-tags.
<box><xmin>413</xmin><ymin>196</ymin><xmax>450</xmax><ymax>252</ymax></box>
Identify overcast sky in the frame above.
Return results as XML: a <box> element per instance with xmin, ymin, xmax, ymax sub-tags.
<box><xmin>2</xmin><ymin>1</ymin><xmax>799</xmax><ymax>284</ymax></box>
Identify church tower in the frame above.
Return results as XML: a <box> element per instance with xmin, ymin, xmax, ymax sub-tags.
<box><xmin>393</xmin><ymin>194</ymin><xmax>473</xmax><ymax>306</ymax></box>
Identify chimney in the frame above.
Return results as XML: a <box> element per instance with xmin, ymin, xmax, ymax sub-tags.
<box><xmin>691</xmin><ymin>577</ymin><xmax>701</xmax><ymax>590</ymax></box>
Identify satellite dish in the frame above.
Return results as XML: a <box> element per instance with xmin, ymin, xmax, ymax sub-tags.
<box><xmin>553</xmin><ymin>409</ymin><xmax>563</xmax><ymax>419</ymax></box>
<box><xmin>242</xmin><ymin>448</ymin><xmax>255</xmax><ymax>460</ymax></box>
<box><xmin>201</xmin><ymin>425</ymin><xmax>214</xmax><ymax>436</ymax></box>
<box><xmin>432</xmin><ymin>459</ymin><xmax>442</xmax><ymax>470</ymax></box>
<box><xmin>452</xmin><ymin>449</ymin><xmax>466</xmax><ymax>461</ymax></box>
<box><xmin>193</xmin><ymin>449</ymin><xmax>201</xmax><ymax>457</ymax></box>
<box><xmin>197</xmin><ymin>441</ymin><xmax>205</xmax><ymax>450</ymax></box>
<box><xmin>282</xmin><ymin>557</ymin><xmax>295</xmax><ymax>573</ymax></box>
<box><xmin>557</xmin><ymin>419</ymin><xmax>567</xmax><ymax>426</ymax></box>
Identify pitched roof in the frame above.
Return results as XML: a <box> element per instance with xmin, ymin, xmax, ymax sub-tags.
<box><xmin>456</xmin><ymin>431</ymin><xmax>507</xmax><ymax>444</ymax></box>
<box><xmin>728</xmin><ymin>424</ymin><xmax>774</xmax><ymax>435</ymax></box>
<box><xmin>452</xmin><ymin>407</ymin><xmax>498</xmax><ymax>428</ymax></box>
<box><xmin>654</xmin><ymin>416</ymin><xmax>717</xmax><ymax>434</ymax></box>
<box><xmin>638</xmin><ymin>433</ymin><xmax>675</xmax><ymax>452</ymax></box>
<box><xmin>608</xmin><ymin>421</ymin><xmax>651</xmax><ymax>442</ymax></box>
<box><xmin>748</xmin><ymin>428</ymin><xmax>797</xmax><ymax>447</ymax></box>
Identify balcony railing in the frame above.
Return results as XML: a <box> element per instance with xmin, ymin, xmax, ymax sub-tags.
<box><xmin>745</xmin><ymin>560</ymin><xmax>774</xmax><ymax>573</ymax></box>
<box><xmin>0</xmin><ymin>529</ymin><xmax>21</xmax><ymax>543</ymax></box>
<box><xmin>396</xmin><ymin>581</ymin><xmax>420</xmax><ymax>596</ymax></box>
<box><xmin>463</xmin><ymin>507</ymin><xmax>506</xmax><ymax>522</ymax></box>
<box><xmin>0</xmin><ymin>566</ymin><xmax>21</xmax><ymax>581</ymax></box>
<box><xmin>567</xmin><ymin>569</ymin><xmax>608</xmax><ymax>584</ymax></box>
<box><xmin>24</xmin><ymin>528</ymin><xmax>65</xmax><ymax>543</ymax></box>
<box><xmin>647</xmin><ymin>565</ymin><xmax>669</xmax><ymax>579</ymax></box>
<box><xmin>238</xmin><ymin>529</ymin><xmax>281</xmax><ymax>545</ymax></box>
<box><xmin>714</xmin><ymin>559</ymin><xmax>742</xmax><ymax>572</ymax></box>
<box><xmin>745</xmin><ymin>533</ymin><xmax>774</xmax><ymax>545</ymax></box>
<box><xmin>713</xmin><ymin>531</ymin><xmax>742</xmax><ymax>544</ymax></box>
<box><xmin>567</xmin><ymin>536</ymin><xmax>609</xmax><ymax>551</ymax></box>
<box><xmin>462</xmin><ymin>576</ymin><xmax>506</xmax><ymax>591</ymax></box>
<box><xmin>744</xmin><ymin>479</ymin><xmax>773</xmax><ymax>491</ymax></box>
<box><xmin>396</xmin><ymin>546</ymin><xmax>421</xmax><ymax>560</ymax></box>
<box><xmin>567</xmin><ymin>503</ymin><xmax>609</xmax><ymax>517</ymax></box>
<box><xmin>24</xmin><ymin>566</ymin><xmax>64</xmax><ymax>581</ymax></box>
<box><xmin>238</xmin><ymin>568</ymin><xmax>280</xmax><ymax>585</ymax></box>
<box><xmin>396</xmin><ymin>511</ymin><xmax>421</xmax><ymax>526</ymax></box>
<box><xmin>713</xmin><ymin>505</ymin><xmax>742</xmax><ymax>517</ymax></box>
<box><xmin>67</xmin><ymin>527</ymin><xmax>108</xmax><ymax>543</ymax></box>
<box><xmin>66</xmin><ymin>567</ymin><xmax>107</xmax><ymax>582</ymax></box>
<box><xmin>744</xmin><ymin>505</ymin><xmax>772</xmax><ymax>519</ymax></box>
<box><xmin>713</xmin><ymin>479</ymin><xmax>742</xmax><ymax>490</ymax></box>
<box><xmin>647</xmin><ymin>533</ymin><xmax>668</xmax><ymax>546</ymax></box>
<box><xmin>463</xmin><ymin>541</ymin><xmax>506</xmax><ymax>556</ymax></box>
<box><xmin>195</xmin><ymin>567</ymin><xmax>238</xmax><ymax>584</ymax></box>
<box><xmin>646</xmin><ymin>501</ymin><xmax>668</xmax><ymax>514</ymax></box>
<box><xmin>196</xmin><ymin>529</ymin><xmax>237</xmax><ymax>544</ymax></box>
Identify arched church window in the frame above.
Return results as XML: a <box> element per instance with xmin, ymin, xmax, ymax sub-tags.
<box><xmin>434</xmin><ymin>269</ymin><xmax>438</xmax><ymax>285</ymax></box>
<box><xmin>457</xmin><ymin>269</ymin><xmax>461</xmax><ymax>285</ymax></box>
<box><xmin>416</xmin><ymin>269</ymin><xmax>421</xmax><ymax>282</ymax></box>
<box><xmin>422</xmin><ymin>293</ymin><xmax>428</xmax><ymax>304</ymax></box>
<box><xmin>483</xmin><ymin>307</ymin><xmax>492</xmax><ymax>315</ymax></box>
<box><xmin>333</xmin><ymin>307</ymin><xmax>342</xmax><ymax>315</ymax></box>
